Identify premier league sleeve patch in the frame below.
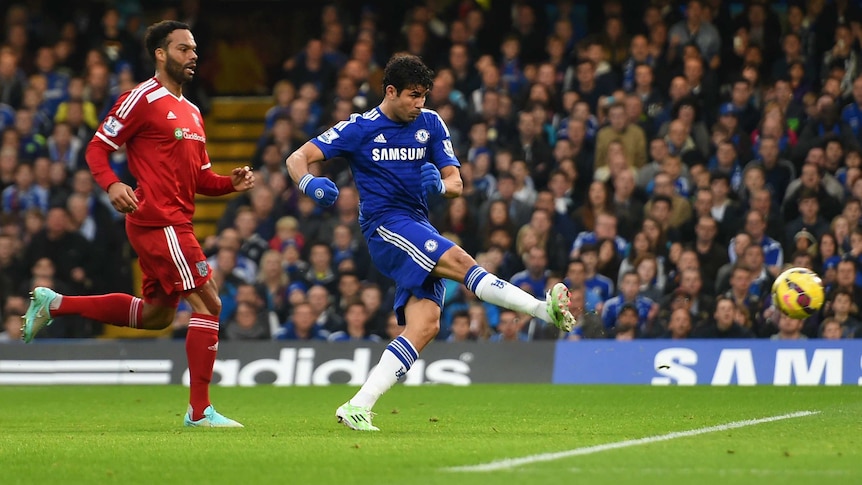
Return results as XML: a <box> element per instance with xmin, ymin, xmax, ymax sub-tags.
<box><xmin>317</xmin><ymin>128</ymin><xmax>339</xmax><ymax>144</ymax></box>
<box><xmin>102</xmin><ymin>116</ymin><xmax>124</xmax><ymax>137</ymax></box>
<box><xmin>443</xmin><ymin>139</ymin><xmax>455</xmax><ymax>157</ymax></box>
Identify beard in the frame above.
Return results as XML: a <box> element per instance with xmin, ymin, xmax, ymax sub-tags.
<box><xmin>165</xmin><ymin>54</ymin><xmax>193</xmax><ymax>85</ymax></box>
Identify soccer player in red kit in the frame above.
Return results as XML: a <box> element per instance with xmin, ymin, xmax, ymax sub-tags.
<box><xmin>21</xmin><ymin>20</ymin><xmax>253</xmax><ymax>427</ymax></box>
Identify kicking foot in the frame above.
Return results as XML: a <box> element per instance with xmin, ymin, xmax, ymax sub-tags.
<box><xmin>546</xmin><ymin>283</ymin><xmax>577</xmax><ymax>333</ymax></box>
<box><xmin>336</xmin><ymin>402</ymin><xmax>379</xmax><ymax>431</ymax></box>
<box><xmin>183</xmin><ymin>405</ymin><xmax>244</xmax><ymax>428</ymax></box>
<box><xmin>21</xmin><ymin>287</ymin><xmax>58</xmax><ymax>343</ymax></box>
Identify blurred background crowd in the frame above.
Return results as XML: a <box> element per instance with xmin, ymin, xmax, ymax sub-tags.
<box><xmin>1</xmin><ymin>0</ymin><xmax>862</xmax><ymax>344</ymax></box>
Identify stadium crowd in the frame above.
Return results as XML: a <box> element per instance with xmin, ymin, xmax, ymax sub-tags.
<box><xmin>2</xmin><ymin>0</ymin><xmax>862</xmax><ymax>343</ymax></box>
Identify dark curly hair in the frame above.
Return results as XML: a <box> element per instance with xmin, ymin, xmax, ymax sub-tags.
<box><xmin>382</xmin><ymin>54</ymin><xmax>434</xmax><ymax>94</ymax></box>
<box><xmin>144</xmin><ymin>20</ymin><xmax>191</xmax><ymax>62</ymax></box>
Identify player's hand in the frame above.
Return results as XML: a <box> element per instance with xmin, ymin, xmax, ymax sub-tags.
<box><xmin>299</xmin><ymin>174</ymin><xmax>339</xmax><ymax>207</ymax></box>
<box><xmin>231</xmin><ymin>165</ymin><xmax>255</xmax><ymax>192</ymax></box>
<box><xmin>420</xmin><ymin>163</ymin><xmax>445</xmax><ymax>196</ymax></box>
<box><xmin>107</xmin><ymin>182</ymin><xmax>138</xmax><ymax>214</ymax></box>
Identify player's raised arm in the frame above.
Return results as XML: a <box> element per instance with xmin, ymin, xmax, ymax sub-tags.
<box><xmin>285</xmin><ymin>141</ymin><xmax>339</xmax><ymax>207</ymax></box>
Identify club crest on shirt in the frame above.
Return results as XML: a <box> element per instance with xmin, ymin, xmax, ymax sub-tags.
<box><xmin>195</xmin><ymin>261</ymin><xmax>208</xmax><ymax>277</ymax></box>
<box><xmin>424</xmin><ymin>239</ymin><xmax>438</xmax><ymax>253</ymax></box>
<box><xmin>414</xmin><ymin>129</ymin><xmax>430</xmax><ymax>144</ymax></box>
<box><xmin>103</xmin><ymin>116</ymin><xmax>123</xmax><ymax>137</ymax></box>
<box><xmin>192</xmin><ymin>113</ymin><xmax>201</xmax><ymax>127</ymax></box>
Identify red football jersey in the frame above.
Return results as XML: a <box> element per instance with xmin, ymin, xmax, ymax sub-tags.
<box><xmin>87</xmin><ymin>77</ymin><xmax>233</xmax><ymax>227</ymax></box>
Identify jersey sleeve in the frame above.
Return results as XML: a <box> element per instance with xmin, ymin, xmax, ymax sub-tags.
<box><xmin>197</xmin><ymin>149</ymin><xmax>235</xmax><ymax>196</ymax></box>
<box><xmin>426</xmin><ymin>110</ymin><xmax>461</xmax><ymax>170</ymax></box>
<box><xmin>309</xmin><ymin>113</ymin><xmax>363</xmax><ymax>159</ymax></box>
<box><xmin>91</xmin><ymin>90</ymin><xmax>147</xmax><ymax>152</ymax></box>
<box><xmin>86</xmin><ymin>90</ymin><xmax>149</xmax><ymax>190</ymax></box>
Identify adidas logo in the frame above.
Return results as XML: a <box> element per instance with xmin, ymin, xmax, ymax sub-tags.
<box><xmin>166</xmin><ymin>111</ymin><xmax>177</xmax><ymax>120</ymax></box>
<box><xmin>373</xmin><ymin>133</ymin><xmax>387</xmax><ymax>143</ymax></box>
<box><xmin>208</xmin><ymin>342</ymin><xmax>219</xmax><ymax>352</ymax></box>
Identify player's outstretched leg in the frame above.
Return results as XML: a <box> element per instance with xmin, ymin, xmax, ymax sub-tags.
<box><xmin>21</xmin><ymin>287</ymin><xmax>146</xmax><ymax>342</ymax></box>
<box><xmin>464</xmin><ymin>266</ymin><xmax>577</xmax><ymax>332</ymax></box>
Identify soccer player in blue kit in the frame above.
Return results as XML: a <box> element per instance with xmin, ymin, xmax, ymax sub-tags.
<box><xmin>285</xmin><ymin>55</ymin><xmax>575</xmax><ymax>431</ymax></box>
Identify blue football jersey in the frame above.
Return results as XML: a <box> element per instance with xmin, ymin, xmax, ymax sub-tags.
<box><xmin>310</xmin><ymin>107</ymin><xmax>460</xmax><ymax>225</ymax></box>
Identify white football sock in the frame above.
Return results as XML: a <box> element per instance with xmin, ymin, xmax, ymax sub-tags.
<box><xmin>350</xmin><ymin>336</ymin><xmax>417</xmax><ymax>409</ymax></box>
<box><xmin>465</xmin><ymin>265</ymin><xmax>551</xmax><ymax>321</ymax></box>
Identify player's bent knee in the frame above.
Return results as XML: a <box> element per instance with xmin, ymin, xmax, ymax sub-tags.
<box><xmin>424</xmin><ymin>319</ymin><xmax>441</xmax><ymax>339</ymax></box>
<box><xmin>140</xmin><ymin>305</ymin><xmax>176</xmax><ymax>330</ymax></box>
<box><xmin>437</xmin><ymin>246</ymin><xmax>478</xmax><ymax>280</ymax></box>
<box><xmin>185</xmin><ymin>280</ymin><xmax>222</xmax><ymax>316</ymax></box>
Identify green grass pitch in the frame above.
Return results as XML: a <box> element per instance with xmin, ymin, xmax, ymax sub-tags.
<box><xmin>1</xmin><ymin>385</ymin><xmax>860</xmax><ymax>484</ymax></box>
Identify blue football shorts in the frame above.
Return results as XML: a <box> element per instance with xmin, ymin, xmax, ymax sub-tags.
<box><xmin>364</xmin><ymin>216</ymin><xmax>455</xmax><ymax>325</ymax></box>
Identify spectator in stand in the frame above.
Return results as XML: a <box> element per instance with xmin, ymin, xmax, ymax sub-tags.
<box><xmin>664</xmin><ymin>117</ymin><xmax>701</xmax><ymax>165</ymax></box>
<box><xmin>232</xmin><ymin>206</ymin><xmax>270</xmax><ymax>267</ymax></box>
<box><xmin>602</xmin><ymin>271</ymin><xmax>658</xmax><ymax>333</ymax></box>
<box><xmin>359</xmin><ymin>282</ymin><xmax>388</xmax><ymax>339</ymax></box>
<box><xmin>282</xmin><ymin>39</ymin><xmax>336</xmax><ymax>101</ymax></box>
<box><xmin>263</xmin><ymin>80</ymin><xmax>295</xmax><ymax>132</ymax></box>
<box><xmin>526</xmin><ymin>206</ymin><xmax>568</xmax><ymax>273</ymax></box>
<box><xmin>659</xmin><ymin>307</ymin><xmax>693</xmax><ymax>339</ymax></box>
<box><xmin>595</xmin><ymin>101</ymin><xmax>647</xmax><ymax>169</ymax></box>
<box><xmin>607</xmin><ymin>303</ymin><xmax>640</xmax><ymax>340</ymax></box>
<box><xmin>205</xmin><ymin>227</ymin><xmax>255</xmax><ymax>282</ymax></box>
<box><xmin>2</xmin><ymin>162</ymin><xmax>48</xmax><ymax>215</ymax></box>
<box><xmin>819</xmin><ymin>317</ymin><xmax>844</xmax><ymax>340</ymax></box>
<box><xmin>224</xmin><ymin>300</ymin><xmax>270</xmax><ymax>340</ymax></box>
<box><xmin>795</xmin><ymin>93</ymin><xmax>857</xmax><ymax>165</ymax></box>
<box><xmin>644</xmin><ymin>171</ymin><xmax>691</xmax><ymax>232</ymax></box>
<box><xmin>784</xmin><ymin>190</ymin><xmax>830</xmax><ymax>255</ymax></box>
<box><xmin>783</xmin><ymin>161</ymin><xmax>843</xmax><ymax>224</ymax></box>
<box><xmin>692</xmin><ymin>296</ymin><xmax>754</xmax><ymax>338</ymax></box>
<box><xmin>24</xmin><ymin>206</ymin><xmax>93</xmax><ymax>293</ymax></box>
<box><xmin>572</xmin><ymin>180</ymin><xmax>612</xmax><ymax>234</ymax></box>
<box><xmin>692</xmin><ymin>215</ymin><xmax>728</xmax><ymax>285</ymax></box>
<box><xmin>275</xmin><ymin>301</ymin><xmax>329</xmax><ymax>341</ymax></box>
<box><xmin>668</xmin><ymin>0</ymin><xmax>721</xmax><ymax>71</ymax></box>
<box><xmin>0</xmin><ymin>48</ymin><xmax>25</xmax><ymax>110</ymax></box>
<box><xmin>328</xmin><ymin>301</ymin><xmax>381</xmax><ymax>342</ymax></box>
<box><xmin>570</xmin><ymin>210</ymin><xmax>628</xmax><ymax>259</ymax></box>
<box><xmin>306</xmin><ymin>282</ymin><xmax>343</xmax><ymax>333</ymax></box>
<box><xmin>611</xmin><ymin>168</ymin><xmax>644</xmax><ymax>241</ymax></box>
<box><xmin>750</xmin><ymin>135</ymin><xmax>795</xmax><ymax>205</ymax></box>
<box><xmin>255</xmin><ymin>249</ymin><xmax>289</xmax><ymax>323</ymax></box>
<box><xmin>489</xmin><ymin>309</ymin><xmax>529</xmax><ymax>342</ymax></box>
<box><xmin>269</xmin><ymin>215</ymin><xmax>304</xmax><ymax>254</ymax></box>
<box><xmin>511</xmin><ymin>246</ymin><xmax>550</xmax><ymax>298</ymax></box>
<box><xmin>619</xmin><ymin>229</ymin><xmax>665</xmax><ymax>284</ymax></box>
<box><xmin>770</xmin><ymin>312</ymin><xmax>807</xmax><ymax>341</ymax></box>
<box><xmin>445</xmin><ymin>310</ymin><xmax>475</xmax><ymax>342</ymax></box>
<box><xmin>823</xmin><ymin>288</ymin><xmax>861</xmax><ymax>338</ymax></box>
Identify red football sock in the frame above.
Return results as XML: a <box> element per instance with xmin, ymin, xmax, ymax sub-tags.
<box><xmin>54</xmin><ymin>294</ymin><xmax>144</xmax><ymax>328</ymax></box>
<box><xmin>186</xmin><ymin>313</ymin><xmax>220</xmax><ymax>420</ymax></box>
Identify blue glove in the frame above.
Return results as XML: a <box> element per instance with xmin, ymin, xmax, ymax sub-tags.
<box><xmin>299</xmin><ymin>174</ymin><xmax>339</xmax><ymax>207</ymax></box>
<box><xmin>420</xmin><ymin>163</ymin><xmax>445</xmax><ymax>196</ymax></box>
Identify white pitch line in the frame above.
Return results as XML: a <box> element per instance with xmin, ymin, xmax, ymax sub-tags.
<box><xmin>445</xmin><ymin>410</ymin><xmax>820</xmax><ymax>473</ymax></box>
